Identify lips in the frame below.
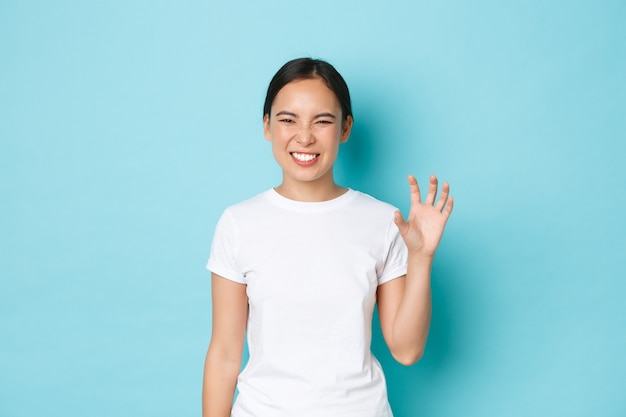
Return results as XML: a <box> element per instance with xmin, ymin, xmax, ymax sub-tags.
<box><xmin>290</xmin><ymin>152</ymin><xmax>319</xmax><ymax>165</ymax></box>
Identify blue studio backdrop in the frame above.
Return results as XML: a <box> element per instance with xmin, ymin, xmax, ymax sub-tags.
<box><xmin>1</xmin><ymin>1</ymin><xmax>625</xmax><ymax>416</ymax></box>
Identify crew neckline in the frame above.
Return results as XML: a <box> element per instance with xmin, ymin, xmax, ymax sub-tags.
<box><xmin>264</xmin><ymin>188</ymin><xmax>358</xmax><ymax>213</ymax></box>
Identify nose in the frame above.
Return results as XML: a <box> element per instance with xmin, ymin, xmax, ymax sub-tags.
<box><xmin>295</xmin><ymin>123</ymin><xmax>315</xmax><ymax>145</ymax></box>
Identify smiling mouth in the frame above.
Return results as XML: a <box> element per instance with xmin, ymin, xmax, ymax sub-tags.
<box><xmin>291</xmin><ymin>152</ymin><xmax>319</xmax><ymax>162</ymax></box>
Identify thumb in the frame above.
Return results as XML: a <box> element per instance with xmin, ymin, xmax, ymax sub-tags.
<box><xmin>394</xmin><ymin>210</ymin><xmax>406</xmax><ymax>231</ymax></box>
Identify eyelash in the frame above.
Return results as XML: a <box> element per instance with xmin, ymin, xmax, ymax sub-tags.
<box><xmin>278</xmin><ymin>119</ymin><xmax>333</xmax><ymax>125</ymax></box>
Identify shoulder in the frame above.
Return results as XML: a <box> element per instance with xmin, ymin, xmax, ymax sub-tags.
<box><xmin>213</xmin><ymin>190</ymin><xmax>274</xmax><ymax>233</ymax></box>
<box><xmin>349</xmin><ymin>190</ymin><xmax>399</xmax><ymax>216</ymax></box>
<box><xmin>221</xmin><ymin>189</ymin><xmax>274</xmax><ymax>216</ymax></box>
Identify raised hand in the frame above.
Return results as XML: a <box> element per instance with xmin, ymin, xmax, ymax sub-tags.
<box><xmin>394</xmin><ymin>174</ymin><xmax>453</xmax><ymax>257</ymax></box>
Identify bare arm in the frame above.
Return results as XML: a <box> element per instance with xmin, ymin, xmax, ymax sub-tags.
<box><xmin>202</xmin><ymin>273</ymin><xmax>248</xmax><ymax>417</ymax></box>
<box><xmin>377</xmin><ymin>175</ymin><xmax>453</xmax><ymax>366</ymax></box>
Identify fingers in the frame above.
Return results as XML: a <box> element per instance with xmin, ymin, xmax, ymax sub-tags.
<box><xmin>425</xmin><ymin>174</ymin><xmax>438</xmax><ymax>205</ymax></box>
<box><xmin>435</xmin><ymin>180</ymin><xmax>450</xmax><ymax>212</ymax></box>
<box><xmin>407</xmin><ymin>174</ymin><xmax>421</xmax><ymax>208</ymax></box>
<box><xmin>393</xmin><ymin>210</ymin><xmax>403</xmax><ymax>225</ymax></box>
<box><xmin>393</xmin><ymin>210</ymin><xmax>408</xmax><ymax>234</ymax></box>
<box><xmin>443</xmin><ymin>196</ymin><xmax>454</xmax><ymax>220</ymax></box>
<box><xmin>407</xmin><ymin>174</ymin><xmax>452</xmax><ymax>214</ymax></box>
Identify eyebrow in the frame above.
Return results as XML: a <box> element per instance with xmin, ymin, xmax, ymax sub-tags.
<box><xmin>274</xmin><ymin>111</ymin><xmax>337</xmax><ymax>119</ymax></box>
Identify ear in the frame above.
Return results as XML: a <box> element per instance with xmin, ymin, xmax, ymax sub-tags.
<box><xmin>340</xmin><ymin>115</ymin><xmax>353</xmax><ymax>143</ymax></box>
<box><xmin>263</xmin><ymin>114</ymin><xmax>271</xmax><ymax>142</ymax></box>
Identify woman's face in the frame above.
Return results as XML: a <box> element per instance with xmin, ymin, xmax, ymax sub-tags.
<box><xmin>264</xmin><ymin>78</ymin><xmax>352</xmax><ymax>192</ymax></box>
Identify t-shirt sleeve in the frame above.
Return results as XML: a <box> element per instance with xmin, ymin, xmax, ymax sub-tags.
<box><xmin>206</xmin><ymin>209</ymin><xmax>246</xmax><ymax>284</ymax></box>
<box><xmin>378</xmin><ymin>214</ymin><xmax>408</xmax><ymax>285</ymax></box>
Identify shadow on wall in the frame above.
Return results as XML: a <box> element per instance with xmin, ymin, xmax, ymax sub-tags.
<box><xmin>337</xmin><ymin>81</ymin><xmax>489</xmax><ymax>415</ymax></box>
<box><xmin>336</xmin><ymin>89</ymin><xmax>484</xmax><ymax>417</ymax></box>
<box><xmin>372</xmin><ymin>232</ymin><xmax>485</xmax><ymax>416</ymax></box>
<box><xmin>335</xmin><ymin>81</ymin><xmax>424</xmax><ymax>207</ymax></box>
<box><xmin>335</xmin><ymin>108</ymin><xmax>383</xmax><ymax>195</ymax></box>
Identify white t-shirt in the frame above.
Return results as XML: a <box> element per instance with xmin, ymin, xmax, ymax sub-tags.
<box><xmin>207</xmin><ymin>189</ymin><xmax>408</xmax><ymax>417</ymax></box>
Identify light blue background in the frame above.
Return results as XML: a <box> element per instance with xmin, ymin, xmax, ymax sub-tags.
<box><xmin>2</xmin><ymin>1</ymin><xmax>625</xmax><ymax>416</ymax></box>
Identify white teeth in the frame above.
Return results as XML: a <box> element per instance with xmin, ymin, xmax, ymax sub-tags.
<box><xmin>291</xmin><ymin>152</ymin><xmax>318</xmax><ymax>162</ymax></box>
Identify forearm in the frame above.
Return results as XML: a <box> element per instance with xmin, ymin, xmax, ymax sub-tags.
<box><xmin>390</xmin><ymin>253</ymin><xmax>433</xmax><ymax>365</ymax></box>
<box><xmin>385</xmin><ymin>174</ymin><xmax>452</xmax><ymax>365</ymax></box>
<box><xmin>202</xmin><ymin>347</ymin><xmax>241</xmax><ymax>417</ymax></box>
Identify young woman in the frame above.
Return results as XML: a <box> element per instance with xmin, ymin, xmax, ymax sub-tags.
<box><xmin>202</xmin><ymin>58</ymin><xmax>453</xmax><ymax>417</ymax></box>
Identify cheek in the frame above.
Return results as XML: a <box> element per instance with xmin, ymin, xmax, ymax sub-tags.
<box><xmin>317</xmin><ymin>127</ymin><xmax>342</xmax><ymax>143</ymax></box>
<box><xmin>271</xmin><ymin>124</ymin><xmax>296</xmax><ymax>140</ymax></box>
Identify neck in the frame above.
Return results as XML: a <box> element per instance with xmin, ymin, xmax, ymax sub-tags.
<box><xmin>275</xmin><ymin>176</ymin><xmax>347</xmax><ymax>202</ymax></box>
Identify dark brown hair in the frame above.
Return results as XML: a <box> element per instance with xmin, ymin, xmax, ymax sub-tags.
<box><xmin>263</xmin><ymin>58</ymin><xmax>353</xmax><ymax>122</ymax></box>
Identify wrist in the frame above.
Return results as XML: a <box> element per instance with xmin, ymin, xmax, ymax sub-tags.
<box><xmin>407</xmin><ymin>250</ymin><xmax>435</xmax><ymax>261</ymax></box>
